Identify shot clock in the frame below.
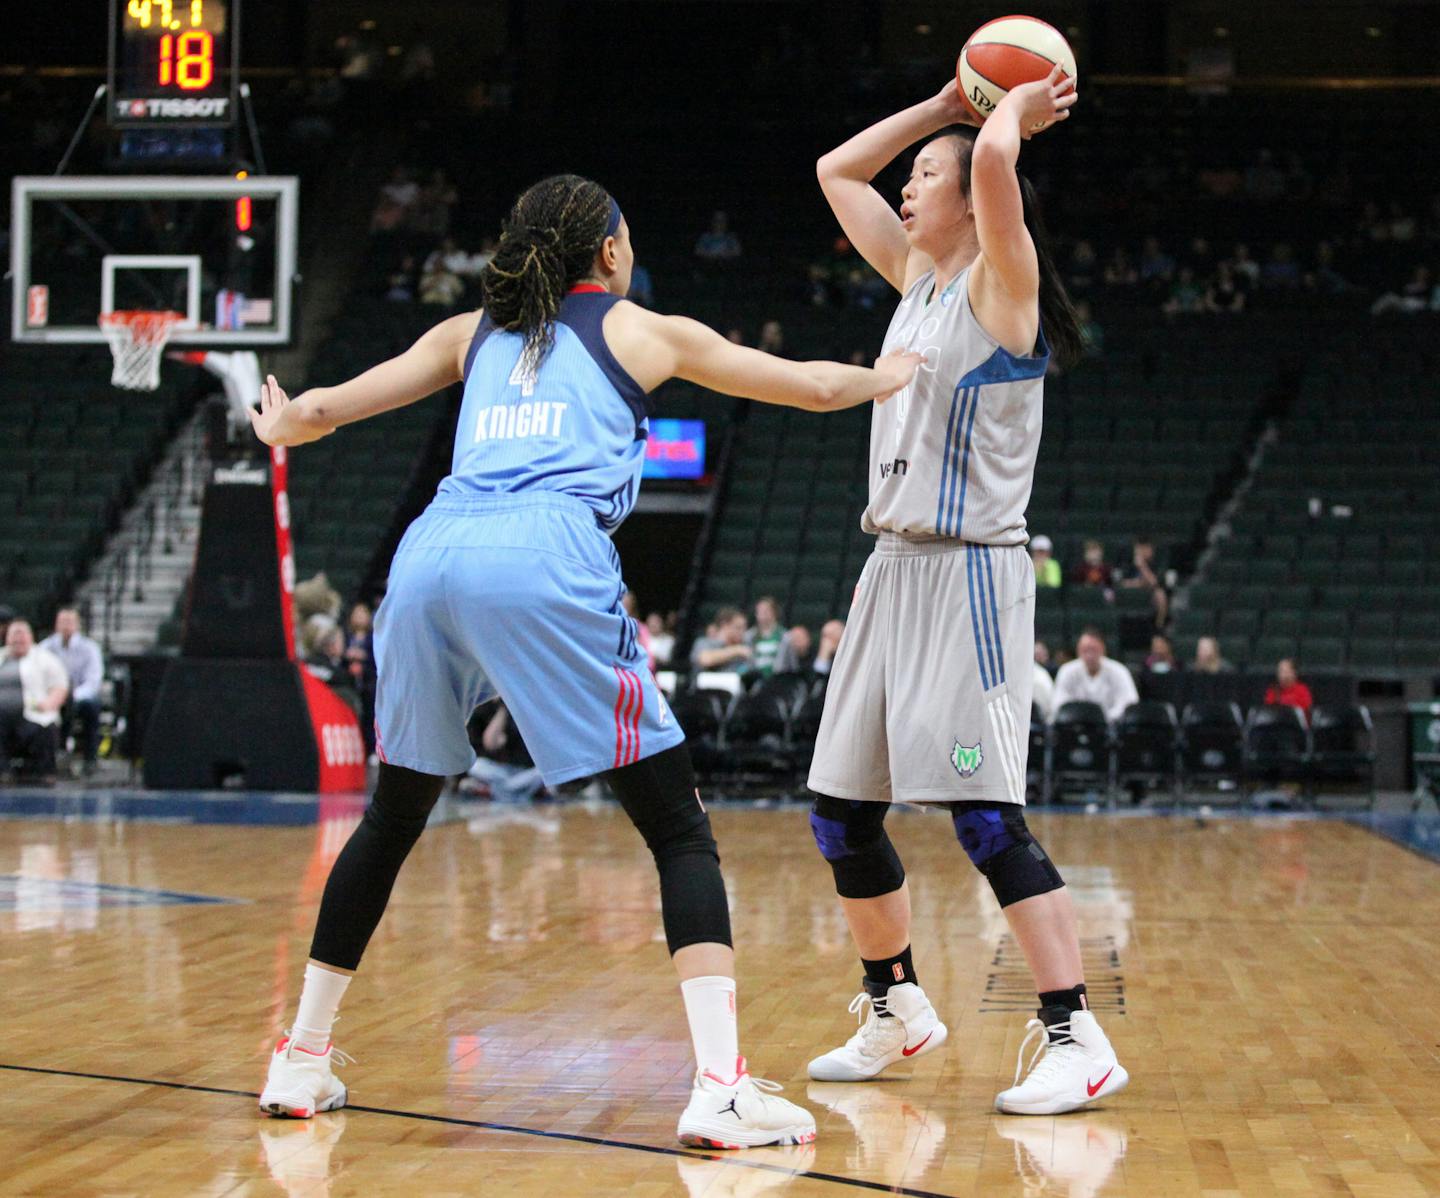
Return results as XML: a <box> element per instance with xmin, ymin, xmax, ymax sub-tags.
<box><xmin>108</xmin><ymin>0</ymin><xmax>239</xmax><ymax>126</ymax></box>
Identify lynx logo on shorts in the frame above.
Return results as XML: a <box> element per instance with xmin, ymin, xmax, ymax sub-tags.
<box><xmin>951</xmin><ymin>740</ymin><xmax>984</xmax><ymax>779</ymax></box>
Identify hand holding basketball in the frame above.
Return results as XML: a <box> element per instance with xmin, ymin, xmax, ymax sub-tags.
<box><xmin>1006</xmin><ymin>65</ymin><xmax>1078</xmax><ymax>140</ymax></box>
<box><xmin>931</xmin><ymin>76</ymin><xmax>983</xmax><ymax>129</ymax></box>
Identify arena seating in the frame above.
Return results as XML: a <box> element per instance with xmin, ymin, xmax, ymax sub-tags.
<box><xmin>0</xmin><ymin>342</ymin><xmax>201</xmax><ymax>628</ymax></box>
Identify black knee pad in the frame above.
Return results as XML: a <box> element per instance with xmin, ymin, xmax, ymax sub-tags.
<box><xmin>810</xmin><ymin>794</ymin><xmax>905</xmax><ymax>899</ymax></box>
<box><xmin>950</xmin><ymin>802</ymin><xmax>1063</xmax><ymax>908</ymax></box>
<box><xmin>365</xmin><ymin>762</ymin><xmax>444</xmax><ymax>842</ymax></box>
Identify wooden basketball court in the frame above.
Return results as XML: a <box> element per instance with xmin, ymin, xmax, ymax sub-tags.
<box><xmin>3</xmin><ymin>798</ymin><xmax>1438</xmax><ymax>1196</ymax></box>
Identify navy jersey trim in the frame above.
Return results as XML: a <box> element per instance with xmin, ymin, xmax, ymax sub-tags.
<box><xmin>556</xmin><ymin>293</ymin><xmax>654</xmax><ymax>428</ymax></box>
<box><xmin>463</xmin><ymin>312</ymin><xmax>498</xmax><ymax>381</ymax></box>
<box><xmin>954</xmin><ymin>324</ymin><xmax>1050</xmax><ymax>388</ymax></box>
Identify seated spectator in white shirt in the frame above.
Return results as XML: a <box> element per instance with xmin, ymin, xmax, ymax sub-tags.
<box><xmin>0</xmin><ymin>619</ymin><xmax>69</xmax><ymax>782</ymax></box>
<box><xmin>39</xmin><ymin>607</ymin><xmax>104</xmax><ymax>773</ymax></box>
<box><xmin>1051</xmin><ymin>628</ymin><xmax>1138</xmax><ymax>723</ymax></box>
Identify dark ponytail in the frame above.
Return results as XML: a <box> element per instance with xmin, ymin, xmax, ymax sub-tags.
<box><xmin>937</xmin><ymin>129</ymin><xmax>1085</xmax><ymax>370</ymax></box>
<box><xmin>1015</xmin><ymin>172</ymin><xmax>1083</xmax><ymax>370</ymax></box>
<box><xmin>480</xmin><ymin>173</ymin><xmax>616</xmax><ymax>371</ymax></box>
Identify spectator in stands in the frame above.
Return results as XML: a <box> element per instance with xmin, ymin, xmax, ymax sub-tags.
<box><xmin>1034</xmin><ymin>639</ymin><xmax>1053</xmax><ymax>673</ymax></box>
<box><xmin>423</xmin><ymin>237</ymin><xmax>480</xmax><ymax>281</ymax></box>
<box><xmin>295</xmin><ymin>573</ymin><xmax>342</xmax><ymax>633</ymax></box>
<box><xmin>409</xmin><ymin>169</ymin><xmax>458</xmax><ymax>239</ymax></box>
<box><xmin>1102</xmin><ymin>246</ymin><xmax>1137</xmax><ymax>287</ymax></box>
<box><xmin>384</xmin><ymin>255</ymin><xmax>417</xmax><ymax>302</ymax></box>
<box><xmin>345</xmin><ymin>603</ymin><xmax>376</xmax><ymax>751</ymax></box>
<box><xmin>1115</xmin><ymin>537</ymin><xmax>1168</xmax><ymax>627</ymax></box>
<box><xmin>460</xmin><ymin>702</ymin><xmax>545</xmax><ymax>803</ymax></box>
<box><xmin>1032</xmin><ymin>651</ymin><xmax>1056</xmax><ymax>722</ymax></box>
<box><xmin>1226</xmin><ymin>243</ymin><xmax>1261</xmax><ymax>290</ymax></box>
<box><xmin>370</xmin><ymin>166</ymin><xmax>419</xmax><ymax>233</ymax></box>
<box><xmin>773</xmin><ymin>624</ymin><xmax>815</xmax><ymax>675</ymax></box>
<box><xmin>1371</xmin><ymin>265</ymin><xmax>1435</xmax><ymax>315</ymax></box>
<box><xmin>1306</xmin><ymin>241</ymin><xmax>1350</xmax><ymax>294</ymax></box>
<box><xmin>1145</xmin><ymin>634</ymin><xmax>1178</xmax><ymax>674</ymax></box>
<box><xmin>813</xmin><ymin>618</ymin><xmax>845</xmax><ymax>676</ymax></box>
<box><xmin>304</xmin><ymin>624</ymin><xmax>361</xmax><ymax>715</ymax></box>
<box><xmin>40</xmin><ymin>608</ymin><xmax>103</xmax><ymax>774</ymax></box>
<box><xmin>747</xmin><ymin>596</ymin><xmax>786</xmax><ymax>677</ymax></box>
<box><xmin>1205</xmin><ymin>261</ymin><xmax>1246</xmax><ymax>313</ymax></box>
<box><xmin>622</xmin><ymin>592</ymin><xmax>655</xmax><ymax>671</ymax></box>
<box><xmin>645</xmin><ymin>612</ymin><xmax>675</xmax><ymax>667</ymax></box>
<box><xmin>1161</xmin><ymin>267</ymin><xmax>1205</xmax><ymax>315</ymax></box>
<box><xmin>690</xmin><ymin>608</ymin><xmax>752</xmax><ymax>673</ymax></box>
<box><xmin>1265</xmin><ymin>658</ymin><xmax>1313</xmax><ymax>723</ymax></box>
<box><xmin>694</xmin><ymin>210</ymin><xmax>742</xmax><ymax>262</ymax></box>
<box><xmin>1030</xmin><ymin>535</ymin><xmax>1062</xmax><ymax>587</ymax></box>
<box><xmin>1184</xmin><ymin>236</ymin><xmax>1216</xmax><ymax>278</ymax></box>
<box><xmin>1138</xmin><ymin>236</ymin><xmax>1175</xmax><ymax>285</ymax></box>
<box><xmin>419</xmin><ymin>258</ymin><xmax>465</xmax><ymax>306</ymax></box>
<box><xmin>1074</xmin><ymin>300</ymin><xmax>1104</xmax><ymax>359</ymax></box>
<box><xmin>0</xmin><ymin>619</ymin><xmax>68</xmax><ymax>783</ymax></box>
<box><xmin>1193</xmin><ymin>635</ymin><xmax>1235</xmax><ymax>674</ymax></box>
<box><xmin>1052</xmin><ymin>628</ymin><xmax>1139</xmax><ymax>723</ymax></box>
<box><xmin>1070</xmin><ymin>539</ymin><xmax>1114</xmax><ymax>588</ymax></box>
<box><xmin>757</xmin><ymin>320</ymin><xmax>788</xmax><ymax>357</ymax></box>
<box><xmin>1261</xmin><ymin>243</ymin><xmax>1301</xmax><ymax>289</ymax></box>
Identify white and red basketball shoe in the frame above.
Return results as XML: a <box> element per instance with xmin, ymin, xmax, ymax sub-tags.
<box><xmin>994</xmin><ymin>1010</ymin><xmax>1128</xmax><ymax>1115</ymax></box>
<box><xmin>807</xmin><ymin>983</ymin><xmax>947</xmax><ymax>1082</ymax></box>
<box><xmin>676</xmin><ymin>1057</ymin><xmax>816</xmax><ymax>1149</ymax></box>
<box><xmin>258</xmin><ymin>1034</ymin><xmax>353</xmax><ymax>1119</ymax></box>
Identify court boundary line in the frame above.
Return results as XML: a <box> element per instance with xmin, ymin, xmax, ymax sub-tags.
<box><xmin>0</xmin><ymin>1061</ymin><xmax>961</xmax><ymax>1198</ymax></box>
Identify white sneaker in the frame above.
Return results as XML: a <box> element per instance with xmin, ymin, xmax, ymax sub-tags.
<box><xmin>994</xmin><ymin>1010</ymin><xmax>1128</xmax><ymax>1115</ymax></box>
<box><xmin>807</xmin><ymin>983</ymin><xmax>947</xmax><ymax>1082</ymax></box>
<box><xmin>676</xmin><ymin>1056</ymin><xmax>817</xmax><ymax>1149</ymax></box>
<box><xmin>259</xmin><ymin>1034</ymin><xmax>353</xmax><ymax>1119</ymax></box>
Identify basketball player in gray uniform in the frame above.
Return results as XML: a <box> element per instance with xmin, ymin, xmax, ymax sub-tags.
<box><xmin>803</xmin><ymin>66</ymin><xmax>1128</xmax><ymax>1114</ymax></box>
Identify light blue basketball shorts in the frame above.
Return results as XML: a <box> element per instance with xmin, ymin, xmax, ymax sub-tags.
<box><xmin>372</xmin><ymin>492</ymin><xmax>683</xmax><ymax>784</ymax></box>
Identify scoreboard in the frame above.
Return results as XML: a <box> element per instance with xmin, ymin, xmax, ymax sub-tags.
<box><xmin>108</xmin><ymin>0</ymin><xmax>239</xmax><ymax>127</ymax></box>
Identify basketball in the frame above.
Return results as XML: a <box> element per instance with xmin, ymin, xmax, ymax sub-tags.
<box><xmin>957</xmin><ymin>15</ymin><xmax>1077</xmax><ymax>123</ymax></box>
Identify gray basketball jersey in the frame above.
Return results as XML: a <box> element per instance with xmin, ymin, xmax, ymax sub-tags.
<box><xmin>862</xmin><ymin>267</ymin><xmax>1048</xmax><ymax>545</ymax></box>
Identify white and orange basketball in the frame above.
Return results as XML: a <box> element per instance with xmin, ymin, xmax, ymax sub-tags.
<box><xmin>957</xmin><ymin>15</ymin><xmax>1077</xmax><ymax>124</ymax></box>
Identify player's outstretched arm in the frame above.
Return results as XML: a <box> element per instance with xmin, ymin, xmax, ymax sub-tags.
<box><xmin>816</xmin><ymin>80</ymin><xmax>978</xmax><ymax>292</ymax></box>
<box><xmin>250</xmin><ymin>311</ymin><xmax>481</xmax><ymax>447</ymax></box>
<box><xmin>641</xmin><ymin>312</ymin><xmax>922</xmax><ymax>412</ymax></box>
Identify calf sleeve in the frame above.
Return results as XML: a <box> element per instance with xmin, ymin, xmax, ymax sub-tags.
<box><xmin>309</xmin><ymin>763</ymin><xmax>445</xmax><ymax>970</ymax></box>
<box><xmin>605</xmin><ymin>743</ymin><xmax>732</xmax><ymax>953</ymax></box>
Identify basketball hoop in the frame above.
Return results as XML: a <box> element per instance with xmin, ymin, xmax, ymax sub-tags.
<box><xmin>99</xmin><ymin>310</ymin><xmax>185</xmax><ymax>392</ymax></box>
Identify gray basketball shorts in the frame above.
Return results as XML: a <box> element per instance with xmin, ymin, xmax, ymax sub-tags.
<box><xmin>807</xmin><ymin>535</ymin><xmax>1035</xmax><ymax>805</ymax></box>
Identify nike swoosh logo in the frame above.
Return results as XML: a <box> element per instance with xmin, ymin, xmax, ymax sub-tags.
<box><xmin>901</xmin><ymin>1031</ymin><xmax>933</xmax><ymax>1057</ymax></box>
<box><xmin>1086</xmin><ymin>1067</ymin><xmax>1114</xmax><ymax>1097</ymax></box>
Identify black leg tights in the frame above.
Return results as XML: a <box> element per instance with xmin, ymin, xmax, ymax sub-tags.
<box><xmin>309</xmin><ymin>763</ymin><xmax>445</xmax><ymax>970</ymax></box>
<box><xmin>603</xmin><ymin>743</ymin><xmax>733</xmax><ymax>954</ymax></box>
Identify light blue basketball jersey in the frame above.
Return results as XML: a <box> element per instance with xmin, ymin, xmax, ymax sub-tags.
<box><xmin>440</xmin><ymin>289</ymin><xmax>652</xmax><ymax>531</ymax></box>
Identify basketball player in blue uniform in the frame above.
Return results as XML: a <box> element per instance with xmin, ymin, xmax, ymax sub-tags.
<box><xmin>803</xmin><ymin>69</ymin><xmax>1128</xmax><ymax>1114</ymax></box>
<box><xmin>248</xmin><ymin>173</ymin><xmax>922</xmax><ymax>1147</ymax></box>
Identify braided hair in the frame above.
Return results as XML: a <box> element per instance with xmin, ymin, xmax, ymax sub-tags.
<box><xmin>480</xmin><ymin>174</ymin><xmax>617</xmax><ymax>372</ymax></box>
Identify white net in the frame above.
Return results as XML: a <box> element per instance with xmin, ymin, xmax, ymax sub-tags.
<box><xmin>99</xmin><ymin>310</ymin><xmax>185</xmax><ymax>392</ymax></box>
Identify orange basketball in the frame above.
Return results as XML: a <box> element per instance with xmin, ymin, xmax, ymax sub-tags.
<box><xmin>957</xmin><ymin>15</ymin><xmax>1077</xmax><ymax>123</ymax></box>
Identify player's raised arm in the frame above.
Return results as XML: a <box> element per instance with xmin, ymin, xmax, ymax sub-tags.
<box><xmin>816</xmin><ymin>79</ymin><xmax>979</xmax><ymax>293</ymax></box>
<box><xmin>249</xmin><ymin>310</ymin><xmax>481</xmax><ymax>447</ymax></box>
<box><xmin>970</xmin><ymin>66</ymin><xmax>1076</xmax><ymax>300</ymax></box>
<box><xmin>623</xmin><ymin>308</ymin><xmax>922</xmax><ymax>412</ymax></box>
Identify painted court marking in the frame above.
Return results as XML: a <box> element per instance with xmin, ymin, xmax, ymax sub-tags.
<box><xmin>0</xmin><ymin>1062</ymin><xmax>962</xmax><ymax>1198</ymax></box>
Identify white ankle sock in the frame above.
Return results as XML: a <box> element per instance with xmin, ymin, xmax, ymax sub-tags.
<box><xmin>291</xmin><ymin>963</ymin><xmax>352</xmax><ymax>1052</ymax></box>
<box><xmin>680</xmin><ymin>975</ymin><xmax>739</xmax><ymax>1080</ymax></box>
